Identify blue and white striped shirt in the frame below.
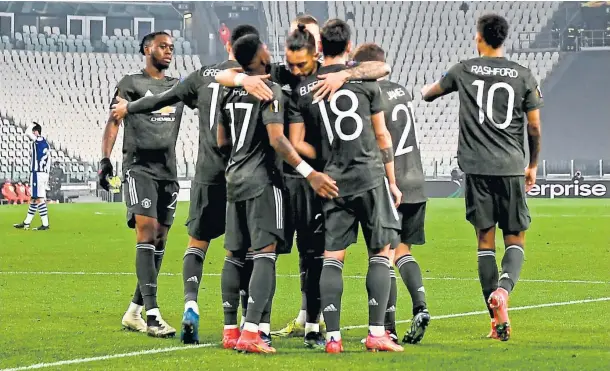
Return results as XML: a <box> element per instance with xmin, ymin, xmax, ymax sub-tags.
<box><xmin>31</xmin><ymin>136</ymin><xmax>51</xmax><ymax>174</ymax></box>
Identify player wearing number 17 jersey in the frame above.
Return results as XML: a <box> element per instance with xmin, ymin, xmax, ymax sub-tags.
<box><xmin>290</xmin><ymin>19</ymin><xmax>403</xmax><ymax>353</ymax></box>
<box><xmin>422</xmin><ymin>14</ymin><xmax>543</xmax><ymax>341</ymax></box>
<box><xmin>353</xmin><ymin>43</ymin><xmax>431</xmax><ymax>345</ymax></box>
<box><xmin>217</xmin><ymin>33</ymin><xmax>337</xmax><ymax>354</ymax></box>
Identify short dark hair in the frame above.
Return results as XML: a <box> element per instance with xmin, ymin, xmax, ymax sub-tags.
<box><xmin>352</xmin><ymin>43</ymin><xmax>385</xmax><ymax>63</ymax></box>
<box><xmin>32</xmin><ymin>122</ymin><xmax>42</xmax><ymax>134</ymax></box>
<box><xmin>320</xmin><ymin>18</ymin><xmax>351</xmax><ymax>57</ymax></box>
<box><xmin>139</xmin><ymin>31</ymin><xmax>171</xmax><ymax>55</ymax></box>
<box><xmin>230</xmin><ymin>24</ymin><xmax>260</xmax><ymax>45</ymax></box>
<box><xmin>286</xmin><ymin>23</ymin><xmax>316</xmax><ymax>54</ymax></box>
<box><xmin>232</xmin><ymin>34</ymin><xmax>263</xmax><ymax>71</ymax></box>
<box><xmin>293</xmin><ymin>14</ymin><xmax>318</xmax><ymax>26</ymax></box>
<box><xmin>477</xmin><ymin>14</ymin><xmax>509</xmax><ymax>49</ymax></box>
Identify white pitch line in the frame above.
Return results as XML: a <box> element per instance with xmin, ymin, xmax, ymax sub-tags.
<box><xmin>1</xmin><ymin>296</ymin><xmax>608</xmax><ymax>371</ymax></box>
<box><xmin>342</xmin><ymin>296</ymin><xmax>610</xmax><ymax>330</ymax></box>
<box><xmin>0</xmin><ymin>271</ymin><xmax>608</xmax><ymax>285</ymax></box>
<box><xmin>0</xmin><ymin>344</ymin><xmax>216</xmax><ymax>371</ymax></box>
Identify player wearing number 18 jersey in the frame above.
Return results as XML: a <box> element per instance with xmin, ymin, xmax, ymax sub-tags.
<box><xmin>353</xmin><ymin>43</ymin><xmax>431</xmax><ymax>345</ymax></box>
<box><xmin>290</xmin><ymin>19</ymin><xmax>403</xmax><ymax>353</ymax></box>
<box><xmin>422</xmin><ymin>14</ymin><xmax>543</xmax><ymax>341</ymax></box>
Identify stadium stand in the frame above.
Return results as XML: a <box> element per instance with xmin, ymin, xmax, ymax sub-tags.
<box><xmin>0</xmin><ymin>49</ymin><xmax>203</xmax><ymax>179</ymax></box>
<box><xmin>262</xmin><ymin>1</ymin><xmax>563</xmax><ymax>175</ymax></box>
<box><xmin>0</xmin><ymin>2</ymin><xmax>568</xmax><ymax>179</ymax></box>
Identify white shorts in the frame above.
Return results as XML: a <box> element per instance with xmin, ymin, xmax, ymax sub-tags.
<box><xmin>30</xmin><ymin>172</ymin><xmax>49</xmax><ymax>199</ymax></box>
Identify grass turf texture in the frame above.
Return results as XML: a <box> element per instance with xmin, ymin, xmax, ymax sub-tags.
<box><xmin>1</xmin><ymin>199</ymin><xmax>609</xmax><ymax>371</ymax></box>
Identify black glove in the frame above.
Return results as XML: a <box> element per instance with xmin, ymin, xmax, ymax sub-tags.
<box><xmin>98</xmin><ymin>158</ymin><xmax>113</xmax><ymax>191</ymax></box>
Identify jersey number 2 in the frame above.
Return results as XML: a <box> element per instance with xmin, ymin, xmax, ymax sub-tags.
<box><xmin>472</xmin><ymin>80</ymin><xmax>515</xmax><ymax>129</ymax></box>
<box><xmin>392</xmin><ymin>102</ymin><xmax>420</xmax><ymax>157</ymax></box>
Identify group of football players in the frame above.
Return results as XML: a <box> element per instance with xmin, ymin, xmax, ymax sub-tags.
<box><xmin>99</xmin><ymin>11</ymin><xmax>542</xmax><ymax>354</ymax></box>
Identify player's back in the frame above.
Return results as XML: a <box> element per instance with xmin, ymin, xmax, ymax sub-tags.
<box><xmin>116</xmin><ymin>70</ymin><xmax>185</xmax><ymax>180</ymax></box>
<box><xmin>442</xmin><ymin>57</ymin><xmax>542</xmax><ymax>176</ymax></box>
<box><xmin>378</xmin><ymin>80</ymin><xmax>426</xmax><ymax>203</ymax></box>
<box><xmin>294</xmin><ymin>64</ymin><xmax>385</xmax><ymax>196</ymax></box>
<box><xmin>220</xmin><ymin>82</ymin><xmax>284</xmax><ymax>203</ymax></box>
<box><xmin>31</xmin><ymin>136</ymin><xmax>50</xmax><ymax>173</ymax></box>
<box><xmin>187</xmin><ymin>60</ymin><xmax>241</xmax><ymax>184</ymax></box>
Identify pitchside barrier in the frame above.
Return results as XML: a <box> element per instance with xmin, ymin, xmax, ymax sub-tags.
<box><xmin>90</xmin><ymin>178</ymin><xmax>610</xmax><ymax>204</ymax></box>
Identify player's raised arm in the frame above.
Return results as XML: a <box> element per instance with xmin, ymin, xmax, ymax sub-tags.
<box><xmin>111</xmin><ymin>73</ymin><xmax>198</xmax><ymax>121</ymax></box>
<box><xmin>215</xmin><ymin>67</ymin><xmax>273</xmax><ymax>101</ymax></box>
<box><xmin>312</xmin><ymin>61</ymin><xmax>390</xmax><ymax>102</ymax></box>
<box><xmin>422</xmin><ymin>63</ymin><xmax>461</xmax><ymax>102</ymax></box>
<box><xmin>25</xmin><ymin>122</ymin><xmax>37</xmax><ymax>141</ymax></box>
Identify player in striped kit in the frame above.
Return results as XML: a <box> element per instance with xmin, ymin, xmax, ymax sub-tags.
<box><xmin>14</xmin><ymin>122</ymin><xmax>51</xmax><ymax>231</ymax></box>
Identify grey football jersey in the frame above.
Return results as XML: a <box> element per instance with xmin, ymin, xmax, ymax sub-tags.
<box><xmin>113</xmin><ymin>70</ymin><xmax>185</xmax><ymax>180</ymax></box>
<box><xmin>378</xmin><ymin>80</ymin><xmax>427</xmax><ymax>204</ymax></box>
<box><xmin>126</xmin><ymin>60</ymin><xmax>240</xmax><ymax>185</ymax></box>
<box><xmin>289</xmin><ymin>64</ymin><xmax>385</xmax><ymax>197</ymax></box>
<box><xmin>439</xmin><ymin>57</ymin><xmax>543</xmax><ymax>176</ymax></box>
<box><xmin>219</xmin><ymin>82</ymin><xmax>285</xmax><ymax>203</ymax></box>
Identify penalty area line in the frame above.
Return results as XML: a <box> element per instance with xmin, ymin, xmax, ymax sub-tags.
<box><xmin>0</xmin><ymin>271</ymin><xmax>608</xmax><ymax>285</ymax></box>
<box><xmin>2</xmin><ymin>297</ymin><xmax>609</xmax><ymax>371</ymax></box>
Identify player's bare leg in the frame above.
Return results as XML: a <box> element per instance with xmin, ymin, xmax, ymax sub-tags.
<box><xmin>127</xmin><ymin>216</ymin><xmax>175</xmax><ymax>337</ymax></box>
<box><xmin>476</xmin><ymin>226</ymin><xmax>500</xmax><ymax>339</ymax></box>
<box><xmin>391</xmin><ymin>244</ymin><xmax>430</xmax><ymax>344</ymax></box>
<box><xmin>488</xmin><ymin>231</ymin><xmax>526</xmax><ymax>341</ymax></box>
<box><xmin>364</xmin><ymin>245</ymin><xmax>404</xmax><ymax>352</ymax></box>
<box><xmin>181</xmin><ymin>237</ymin><xmax>209</xmax><ymax>344</ymax></box>
<box><xmin>235</xmin><ymin>243</ymin><xmax>277</xmax><ymax>354</ymax></box>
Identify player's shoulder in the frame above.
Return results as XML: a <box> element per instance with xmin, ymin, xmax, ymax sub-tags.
<box><xmin>265</xmin><ymin>80</ymin><xmax>283</xmax><ymax>95</ymax></box>
<box><xmin>117</xmin><ymin>70</ymin><xmax>143</xmax><ymax>86</ymax></box>
<box><xmin>380</xmin><ymin>79</ymin><xmax>413</xmax><ymax>102</ymax></box>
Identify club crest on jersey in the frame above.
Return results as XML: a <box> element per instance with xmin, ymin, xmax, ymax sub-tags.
<box><xmin>145</xmin><ymin>90</ymin><xmax>176</xmax><ymax>122</ymax></box>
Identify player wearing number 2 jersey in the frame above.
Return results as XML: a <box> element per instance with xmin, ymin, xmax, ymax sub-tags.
<box><xmin>110</xmin><ymin>25</ymin><xmax>260</xmax><ymax>345</ymax></box>
<box><xmin>422</xmin><ymin>14</ymin><xmax>543</xmax><ymax>341</ymax></box>
<box><xmin>353</xmin><ymin>43</ymin><xmax>430</xmax><ymax>345</ymax></box>
<box><xmin>290</xmin><ymin>19</ymin><xmax>403</xmax><ymax>353</ymax></box>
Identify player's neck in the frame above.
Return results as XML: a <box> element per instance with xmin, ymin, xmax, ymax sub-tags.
<box><xmin>322</xmin><ymin>55</ymin><xmax>347</xmax><ymax>67</ymax></box>
<box><xmin>144</xmin><ymin>65</ymin><xmax>165</xmax><ymax>80</ymax></box>
<box><xmin>228</xmin><ymin>52</ymin><xmax>236</xmax><ymax>61</ymax></box>
<box><xmin>480</xmin><ymin>48</ymin><xmax>504</xmax><ymax>58</ymax></box>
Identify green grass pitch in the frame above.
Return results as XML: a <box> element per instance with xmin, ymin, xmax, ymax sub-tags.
<box><xmin>1</xmin><ymin>199</ymin><xmax>609</xmax><ymax>370</ymax></box>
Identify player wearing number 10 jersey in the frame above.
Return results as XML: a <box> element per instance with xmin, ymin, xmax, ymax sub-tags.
<box><xmin>422</xmin><ymin>14</ymin><xmax>543</xmax><ymax>341</ymax></box>
<box><xmin>290</xmin><ymin>19</ymin><xmax>403</xmax><ymax>353</ymax></box>
<box><xmin>110</xmin><ymin>25</ymin><xmax>261</xmax><ymax>345</ymax></box>
<box><xmin>353</xmin><ymin>43</ymin><xmax>431</xmax><ymax>345</ymax></box>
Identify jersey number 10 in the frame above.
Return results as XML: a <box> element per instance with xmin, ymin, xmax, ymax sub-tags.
<box><xmin>472</xmin><ymin>80</ymin><xmax>515</xmax><ymax>130</ymax></box>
